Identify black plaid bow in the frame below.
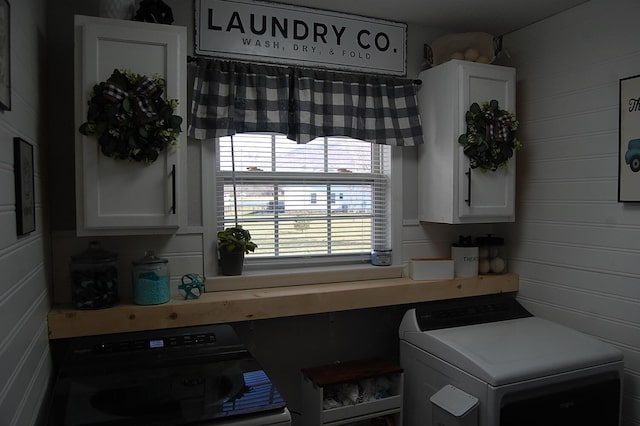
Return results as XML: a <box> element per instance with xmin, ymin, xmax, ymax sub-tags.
<box><xmin>131</xmin><ymin>76</ymin><xmax>160</xmax><ymax>119</ymax></box>
<box><xmin>103</xmin><ymin>75</ymin><xmax>160</xmax><ymax>121</ymax></box>
<box><xmin>484</xmin><ymin>109</ymin><xmax>511</xmax><ymax>142</ymax></box>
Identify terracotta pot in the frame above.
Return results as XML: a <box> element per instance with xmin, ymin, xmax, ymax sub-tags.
<box><xmin>219</xmin><ymin>250</ymin><xmax>245</xmax><ymax>276</ymax></box>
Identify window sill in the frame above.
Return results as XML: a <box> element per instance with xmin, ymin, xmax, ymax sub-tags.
<box><xmin>206</xmin><ymin>264</ymin><xmax>406</xmax><ymax>291</ymax></box>
<box><xmin>48</xmin><ymin>273</ymin><xmax>519</xmax><ymax>339</ymax></box>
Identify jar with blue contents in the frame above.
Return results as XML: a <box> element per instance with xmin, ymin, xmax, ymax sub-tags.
<box><xmin>132</xmin><ymin>251</ymin><xmax>170</xmax><ymax>305</ymax></box>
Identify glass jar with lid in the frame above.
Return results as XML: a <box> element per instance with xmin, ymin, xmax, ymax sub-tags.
<box><xmin>476</xmin><ymin>235</ymin><xmax>507</xmax><ymax>274</ymax></box>
<box><xmin>132</xmin><ymin>251</ymin><xmax>170</xmax><ymax>305</ymax></box>
<box><xmin>70</xmin><ymin>241</ymin><xmax>119</xmax><ymax>309</ymax></box>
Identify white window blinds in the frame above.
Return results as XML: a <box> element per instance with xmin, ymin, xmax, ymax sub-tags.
<box><xmin>216</xmin><ymin>134</ymin><xmax>391</xmax><ymax>266</ymax></box>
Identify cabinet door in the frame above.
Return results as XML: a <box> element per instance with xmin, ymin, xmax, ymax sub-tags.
<box><xmin>457</xmin><ymin>64</ymin><xmax>516</xmax><ymax>220</ymax></box>
<box><xmin>74</xmin><ymin>16</ymin><xmax>187</xmax><ymax>235</ymax></box>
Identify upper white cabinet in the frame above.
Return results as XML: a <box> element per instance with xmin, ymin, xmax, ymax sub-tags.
<box><xmin>417</xmin><ymin>59</ymin><xmax>516</xmax><ymax>224</ymax></box>
<box><xmin>74</xmin><ymin>16</ymin><xmax>187</xmax><ymax>235</ymax></box>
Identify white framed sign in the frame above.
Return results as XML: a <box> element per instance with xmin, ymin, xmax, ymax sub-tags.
<box><xmin>619</xmin><ymin>74</ymin><xmax>640</xmax><ymax>202</ymax></box>
<box><xmin>195</xmin><ymin>0</ymin><xmax>407</xmax><ymax>76</ymax></box>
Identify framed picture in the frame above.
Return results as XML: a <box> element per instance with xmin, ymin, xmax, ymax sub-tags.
<box><xmin>14</xmin><ymin>138</ymin><xmax>35</xmax><ymax>235</ymax></box>
<box><xmin>0</xmin><ymin>0</ymin><xmax>10</xmax><ymax>111</ymax></box>
<box><xmin>618</xmin><ymin>74</ymin><xmax>640</xmax><ymax>202</ymax></box>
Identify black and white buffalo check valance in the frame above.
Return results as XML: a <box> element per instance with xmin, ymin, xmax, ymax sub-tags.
<box><xmin>188</xmin><ymin>59</ymin><xmax>423</xmax><ymax>146</ymax></box>
<box><xmin>189</xmin><ymin>60</ymin><xmax>290</xmax><ymax>139</ymax></box>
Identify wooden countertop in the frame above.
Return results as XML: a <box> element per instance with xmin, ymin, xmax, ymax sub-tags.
<box><xmin>47</xmin><ymin>273</ymin><xmax>518</xmax><ymax>339</ymax></box>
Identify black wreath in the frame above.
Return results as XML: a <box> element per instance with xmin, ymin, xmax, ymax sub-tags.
<box><xmin>79</xmin><ymin>69</ymin><xmax>182</xmax><ymax>164</ymax></box>
<box><xmin>458</xmin><ymin>99</ymin><xmax>520</xmax><ymax>171</ymax></box>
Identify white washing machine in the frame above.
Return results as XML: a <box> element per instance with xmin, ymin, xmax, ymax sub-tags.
<box><xmin>399</xmin><ymin>294</ymin><xmax>624</xmax><ymax>426</ymax></box>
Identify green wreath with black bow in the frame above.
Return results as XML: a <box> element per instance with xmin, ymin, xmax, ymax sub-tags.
<box><xmin>458</xmin><ymin>99</ymin><xmax>521</xmax><ymax>171</ymax></box>
<box><xmin>79</xmin><ymin>69</ymin><xmax>182</xmax><ymax>164</ymax></box>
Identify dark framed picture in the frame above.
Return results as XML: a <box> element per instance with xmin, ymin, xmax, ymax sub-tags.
<box><xmin>14</xmin><ymin>138</ymin><xmax>35</xmax><ymax>235</ymax></box>
<box><xmin>618</xmin><ymin>74</ymin><xmax>640</xmax><ymax>202</ymax></box>
<box><xmin>0</xmin><ymin>0</ymin><xmax>10</xmax><ymax>111</ymax></box>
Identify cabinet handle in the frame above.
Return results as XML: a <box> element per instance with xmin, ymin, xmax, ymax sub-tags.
<box><xmin>465</xmin><ymin>168</ymin><xmax>471</xmax><ymax>206</ymax></box>
<box><xmin>170</xmin><ymin>164</ymin><xmax>176</xmax><ymax>215</ymax></box>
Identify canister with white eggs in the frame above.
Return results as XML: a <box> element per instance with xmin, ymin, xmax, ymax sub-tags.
<box><xmin>476</xmin><ymin>235</ymin><xmax>507</xmax><ymax>274</ymax></box>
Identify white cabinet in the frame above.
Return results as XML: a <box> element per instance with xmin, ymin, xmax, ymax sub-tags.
<box><xmin>301</xmin><ymin>359</ymin><xmax>403</xmax><ymax>425</ymax></box>
<box><xmin>74</xmin><ymin>16</ymin><xmax>187</xmax><ymax>235</ymax></box>
<box><xmin>417</xmin><ymin>60</ymin><xmax>516</xmax><ymax>224</ymax></box>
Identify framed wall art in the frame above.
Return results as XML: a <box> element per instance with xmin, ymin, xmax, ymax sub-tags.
<box><xmin>618</xmin><ymin>74</ymin><xmax>640</xmax><ymax>202</ymax></box>
<box><xmin>0</xmin><ymin>0</ymin><xmax>10</xmax><ymax>111</ymax></box>
<box><xmin>14</xmin><ymin>137</ymin><xmax>35</xmax><ymax>235</ymax></box>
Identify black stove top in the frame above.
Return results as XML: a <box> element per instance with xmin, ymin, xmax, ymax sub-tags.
<box><xmin>48</xmin><ymin>325</ymin><xmax>287</xmax><ymax>425</ymax></box>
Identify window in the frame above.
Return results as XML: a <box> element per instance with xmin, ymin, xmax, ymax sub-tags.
<box><xmin>216</xmin><ymin>134</ymin><xmax>391</xmax><ymax>269</ymax></box>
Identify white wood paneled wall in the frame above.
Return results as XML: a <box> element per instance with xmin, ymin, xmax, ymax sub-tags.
<box><xmin>0</xmin><ymin>0</ymin><xmax>53</xmax><ymax>424</ymax></box>
<box><xmin>503</xmin><ymin>0</ymin><xmax>640</xmax><ymax>424</ymax></box>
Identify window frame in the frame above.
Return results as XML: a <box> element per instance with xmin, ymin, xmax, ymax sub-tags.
<box><xmin>201</xmin><ymin>135</ymin><xmax>404</xmax><ymax>285</ymax></box>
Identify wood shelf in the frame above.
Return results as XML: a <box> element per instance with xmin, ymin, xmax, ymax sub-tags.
<box><xmin>302</xmin><ymin>358</ymin><xmax>403</xmax><ymax>387</ymax></box>
<box><xmin>47</xmin><ymin>273</ymin><xmax>519</xmax><ymax>339</ymax></box>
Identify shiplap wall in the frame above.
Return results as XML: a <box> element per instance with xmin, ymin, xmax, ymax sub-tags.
<box><xmin>502</xmin><ymin>0</ymin><xmax>640</xmax><ymax>424</ymax></box>
<box><xmin>0</xmin><ymin>0</ymin><xmax>53</xmax><ymax>424</ymax></box>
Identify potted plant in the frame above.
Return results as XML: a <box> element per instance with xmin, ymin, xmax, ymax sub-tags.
<box><xmin>217</xmin><ymin>225</ymin><xmax>257</xmax><ymax>276</ymax></box>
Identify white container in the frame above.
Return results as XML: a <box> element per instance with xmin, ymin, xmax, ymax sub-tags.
<box><xmin>408</xmin><ymin>258</ymin><xmax>454</xmax><ymax>280</ymax></box>
<box><xmin>431</xmin><ymin>385</ymin><xmax>479</xmax><ymax>426</ymax></box>
<box><xmin>99</xmin><ymin>0</ymin><xmax>136</xmax><ymax>20</ymax></box>
<box><xmin>451</xmin><ymin>246</ymin><xmax>479</xmax><ymax>278</ymax></box>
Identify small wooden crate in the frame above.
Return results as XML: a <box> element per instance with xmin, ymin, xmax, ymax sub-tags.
<box><xmin>301</xmin><ymin>359</ymin><xmax>403</xmax><ymax>425</ymax></box>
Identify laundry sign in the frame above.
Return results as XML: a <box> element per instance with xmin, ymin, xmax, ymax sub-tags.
<box><xmin>195</xmin><ymin>0</ymin><xmax>407</xmax><ymax>76</ymax></box>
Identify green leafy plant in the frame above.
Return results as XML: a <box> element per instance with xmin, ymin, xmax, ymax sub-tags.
<box><xmin>217</xmin><ymin>226</ymin><xmax>257</xmax><ymax>254</ymax></box>
<box><xmin>217</xmin><ymin>138</ymin><xmax>256</xmax><ymax>276</ymax></box>
<box><xmin>458</xmin><ymin>99</ymin><xmax>521</xmax><ymax>171</ymax></box>
<box><xmin>78</xmin><ymin>68</ymin><xmax>182</xmax><ymax>164</ymax></box>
